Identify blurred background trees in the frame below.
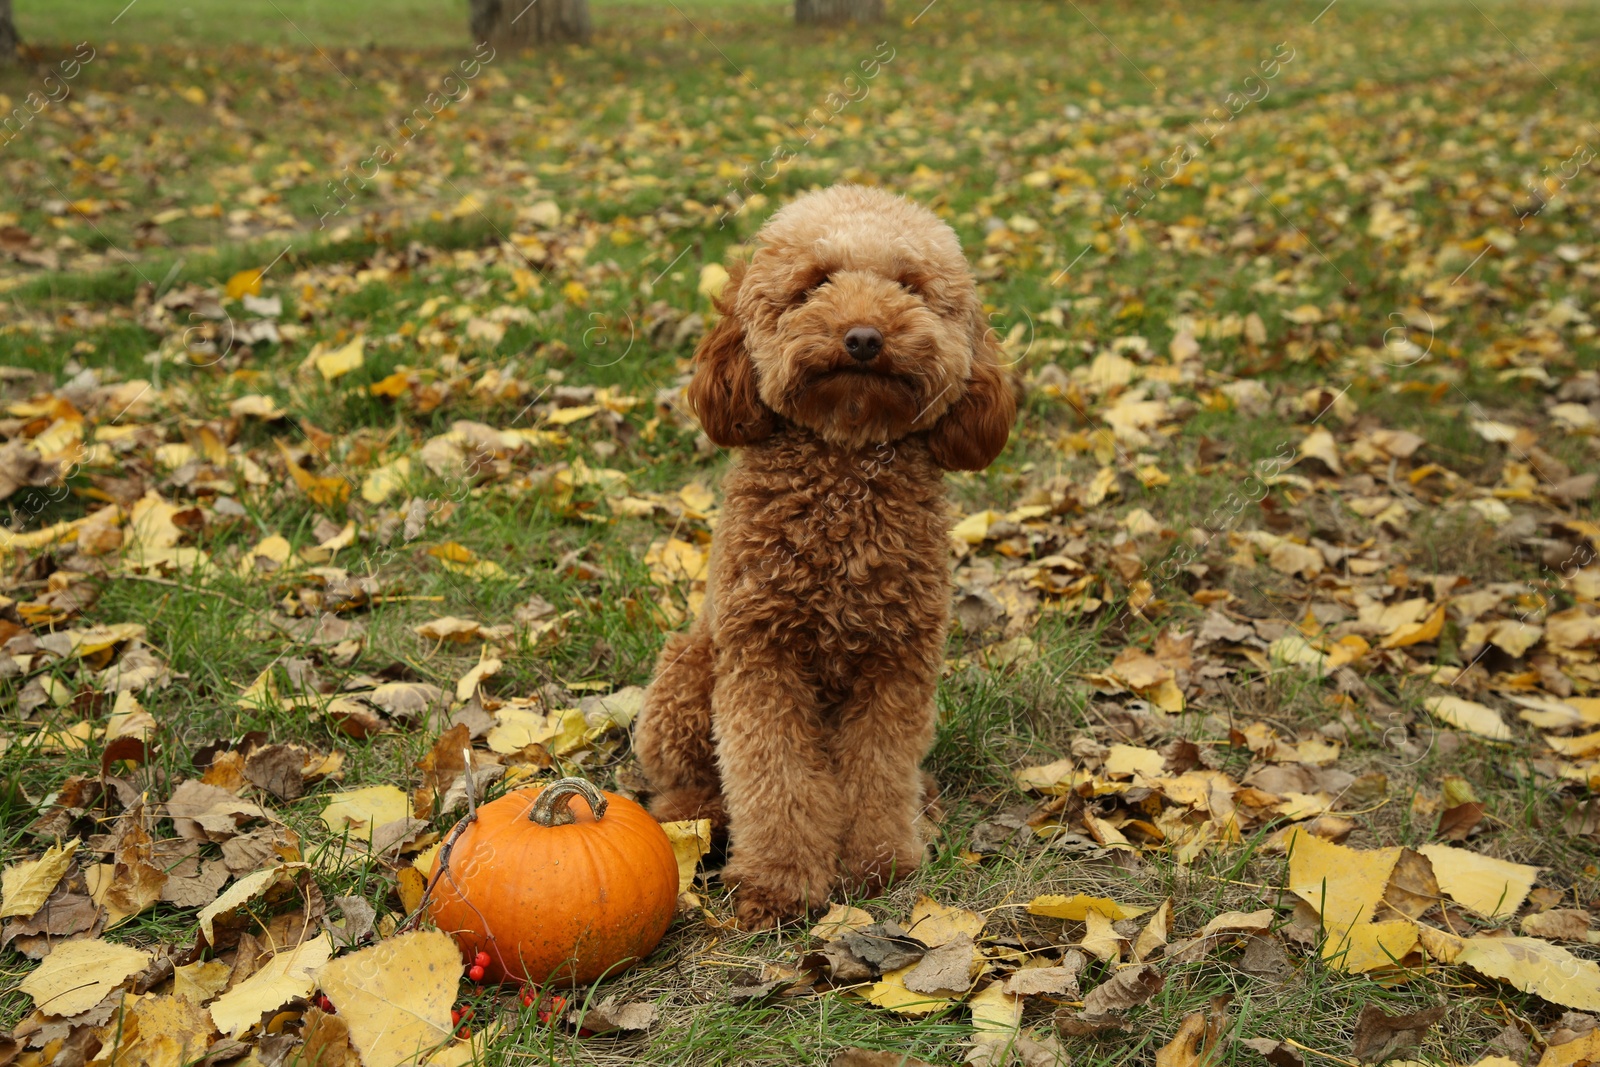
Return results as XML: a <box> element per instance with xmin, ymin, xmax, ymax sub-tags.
<box><xmin>794</xmin><ymin>0</ymin><xmax>883</xmax><ymax>24</ymax></box>
<box><xmin>1</xmin><ymin>0</ymin><xmax>20</xmax><ymax>64</ymax></box>
<box><xmin>468</xmin><ymin>0</ymin><xmax>592</xmax><ymax>47</ymax></box>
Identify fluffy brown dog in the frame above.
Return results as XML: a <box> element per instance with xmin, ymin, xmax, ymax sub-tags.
<box><xmin>634</xmin><ymin>184</ymin><xmax>1016</xmax><ymax>928</ymax></box>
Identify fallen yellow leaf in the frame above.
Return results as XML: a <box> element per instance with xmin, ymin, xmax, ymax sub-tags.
<box><xmin>19</xmin><ymin>938</ymin><xmax>152</xmax><ymax>1016</ymax></box>
<box><xmin>1423</xmin><ymin>695</ymin><xmax>1512</xmax><ymax>742</ymax></box>
<box><xmin>362</xmin><ymin>456</ymin><xmax>411</xmax><ymax>504</ymax></box>
<box><xmin>811</xmin><ymin>902</ymin><xmax>877</xmax><ymax>940</ymax></box>
<box><xmin>968</xmin><ymin>981</ymin><xmax>1022</xmax><ymax>1050</ymax></box>
<box><xmin>1456</xmin><ymin>936</ymin><xmax>1600</xmax><ymax>1012</ymax></box>
<box><xmin>226</xmin><ymin>268</ymin><xmax>264</xmax><ymax>300</ymax></box>
<box><xmin>1026</xmin><ymin>893</ymin><xmax>1152</xmax><ymax>921</ymax></box>
<box><xmin>321</xmin><ymin>785</ymin><xmax>413</xmax><ymax>844</ymax></box>
<box><xmin>660</xmin><ymin>819</ymin><xmax>711</xmax><ymax>893</ymax></box>
<box><xmin>314</xmin><ymin>336</ymin><xmax>365</xmax><ymax>381</ymax></box>
<box><xmin>1325</xmin><ymin>919</ymin><xmax>1418</xmax><ymax>972</ymax></box>
<box><xmin>1540</xmin><ymin>1031</ymin><xmax>1600</xmax><ymax>1067</ymax></box>
<box><xmin>906</xmin><ymin>896</ymin><xmax>986</xmax><ymax>948</ymax></box>
<box><xmin>317</xmin><ymin>930</ymin><xmax>460</xmax><ymax>1067</ymax></box>
<box><xmin>210</xmin><ymin>933</ymin><xmax>333</xmax><ymax>1038</ymax></box>
<box><xmin>698</xmin><ymin>262</ymin><xmax>731</xmax><ymax>300</ymax></box>
<box><xmin>1418</xmin><ymin>844</ymin><xmax>1539</xmax><ymax>918</ymax></box>
<box><xmin>1285</xmin><ymin>830</ymin><xmax>1398</xmax><ymax>942</ymax></box>
<box><xmin>1380</xmin><ymin>603</ymin><xmax>1445</xmax><ymax>648</ymax></box>
<box><xmin>951</xmin><ymin>510</ymin><xmax>1001</xmax><ymax>545</ymax></box>
<box><xmin>863</xmin><ymin>965</ymin><xmax>952</xmax><ymax>1016</ymax></box>
<box><xmin>1</xmin><ymin>838</ymin><xmax>79</xmax><ymax>919</ymax></box>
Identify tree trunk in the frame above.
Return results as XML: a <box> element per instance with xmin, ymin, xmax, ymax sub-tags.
<box><xmin>469</xmin><ymin>0</ymin><xmax>591</xmax><ymax>48</ymax></box>
<box><xmin>0</xmin><ymin>0</ymin><xmax>21</xmax><ymax>65</ymax></box>
<box><xmin>795</xmin><ymin>0</ymin><xmax>883</xmax><ymax>25</ymax></box>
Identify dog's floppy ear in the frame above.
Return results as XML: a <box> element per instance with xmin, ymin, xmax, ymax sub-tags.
<box><xmin>926</xmin><ymin>308</ymin><xmax>1018</xmax><ymax>471</ymax></box>
<box><xmin>686</xmin><ymin>263</ymin><xmax>777</xmax><ymax>448</ymax></box>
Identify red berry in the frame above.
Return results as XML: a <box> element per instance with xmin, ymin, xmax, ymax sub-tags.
<box><xmin>451</xmin><ymin>1008</ymin><xmax>462</xmax><ymax>1024</ymax></box>
<box><xmin>467</xmin><ymin>964</ymin><xmax>485</xmax><ymax>982</ymax></box>
<box><xmin>537</xmin><ymin>993</ymin><xmax>567</xmax><ymax>1026</ymax></box>
<box><xmin>474</xmin><ymin>950</ymin><xmax>491</xmax><ymax>968</ymax></box>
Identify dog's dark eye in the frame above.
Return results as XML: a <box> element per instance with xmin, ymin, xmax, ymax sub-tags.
<box><xmin>899</xmin><ymin>279</ymin><xmax>920</xmax><ymax>295</ymax></box>
<box><xmin>795</xmin><ymin>276</ymin><xmax>829</xmax><ymax>304</ymax></box>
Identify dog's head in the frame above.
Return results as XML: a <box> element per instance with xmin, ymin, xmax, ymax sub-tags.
<box><xmin>686</xmin><ymin>184</ymin><xmax>1016</xmax><ymax>469</ymax></box>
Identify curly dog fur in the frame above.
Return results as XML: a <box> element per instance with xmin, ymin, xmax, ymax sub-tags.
<box><xmin>634</xmin><ymin>184</ymin><xmax>1016</xmax><ymax>929</ymax></box>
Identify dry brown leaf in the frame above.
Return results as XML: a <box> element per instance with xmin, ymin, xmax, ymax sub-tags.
<box><xmin>1349</xmin><ymin>1004</ymin><xmax>1445</xmax><ymax>1064</ymax></box>
<box><xmin>1379</xmin><ymin>849</ymin><xmax>1441</xmax><ymax>921</ymax></box>
<box><xmin>569</xmin><ymin>995</ymin><xmax>659</xmax><ymax>1034</ymax></box>
<box><xmin>1003</xmin><ymin>952</ymin><xmax>1085</xmax><ymax>997</ymax></box>
<box><xmin>101</xmin><ymin>804</ymin><xmax>168</xmax><ymax>927</ymax></box>
<box><xmin>1519</xmin><ymin>909</ymin><xmax>1593</xmax><ymax>940</ymax></box>
<box><xmin>901</xmin><ymin>932</ymin><xmax>978</xmax><ymax>995</ymax></box>
<box><xmin>1242</xmin><ymin>1038</ymin><xmax>1306</xmax><ymax>1067</ymax></box>
<box><xmin>832</xmin><ymin>1050</ymin><xmax>938</xmax><ymax>1067</ymax></box>
<box><xmin>1081</xmin><ymin>963</ymin><xmax>1164</xmax><ymax>1015</ymax></box>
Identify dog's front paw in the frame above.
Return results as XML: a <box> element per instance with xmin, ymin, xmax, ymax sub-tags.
<box><xmin>732</xmin><ymin>885</ymin><xmax>803</xmax><ymax>931</ymax></box>
<box><xmin>723</xmin><ymin>864</ymin><xmax>834</xmax><ymax>931</ymax></box>
<box><xmin>648</xmin><ymin>785</ymin><xmax>728</xmax><ymax>830</ymax></box>
<box><xmin>840</xmin><ymin>835</ymin><xmax>924</xmax><ymax>898</ymax></box>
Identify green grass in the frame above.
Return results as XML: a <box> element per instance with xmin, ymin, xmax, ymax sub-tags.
<box><xmin>2</xmin><ymin>0</ymin><xmax>1599</xmax><ymax>1061</ymax></box>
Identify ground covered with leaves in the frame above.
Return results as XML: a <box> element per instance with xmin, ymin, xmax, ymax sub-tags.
<box><xmin>2</xmin><ymin>0</ymin><xmax>1600</xmax><ymax>1064</ymax></box>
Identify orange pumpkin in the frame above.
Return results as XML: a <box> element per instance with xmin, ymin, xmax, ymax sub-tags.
<box><xmin>425</xmin><ymin>777</ymin><xmax>678</xmax><ymax>986</ymax></box>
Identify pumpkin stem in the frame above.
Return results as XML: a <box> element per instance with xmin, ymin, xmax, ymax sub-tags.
<box><xmin>529</xmin><ymin>777</ymin><xmax>608</xmax><ymax>826</ymax></box>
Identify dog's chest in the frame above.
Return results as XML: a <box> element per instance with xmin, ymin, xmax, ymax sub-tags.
<box><xmin>713</xmin><ymin>435</ymin><xmax>952</xmax><ymax>653</ymax></box>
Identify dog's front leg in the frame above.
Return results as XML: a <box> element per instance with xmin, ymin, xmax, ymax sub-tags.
<box><xmin>712</xmin><ymin>662</ymin><xmax>844</xmax><ymax>930</ymax></box>
<box><xmin>637</xmin><ymin>620</ymin><xmax>726</xmax><ymax>828</ymax></box>
<box><xmin>830</xmin><ymin>659</ymin><xmax>939</xmax><ymax>897</ymax></box>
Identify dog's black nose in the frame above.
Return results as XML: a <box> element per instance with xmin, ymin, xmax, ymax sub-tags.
<box><xmin>844</xmin><ymin>326</ymin><xmax>883</xmax><ymax>362</ymax></box>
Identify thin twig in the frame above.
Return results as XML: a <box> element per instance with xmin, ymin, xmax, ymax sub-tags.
<box><xmin>1188</xmin><ymin>873</ymin><xmax>1277</xmax><ymax>889</ymax></box>
<box><xmin>461</xmin><ymin>746</ymin><xmax>477</xmax><ymax>819</ymax></box>
<box><xmin>1282</xmin><ymin>1039</ymin><xmax>1361</xmax><ymax>1067</ymax></box>
<box><xmin>395</xmin><ymin>811</ymin><xmax>476</xmax><ymax>934</ymax></box>
<box><xmin>103</xmin><ymin>572</ymin><xmax>257</xmax><ymax>613</ymax></box>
